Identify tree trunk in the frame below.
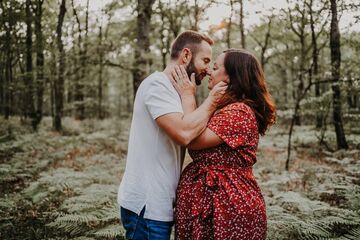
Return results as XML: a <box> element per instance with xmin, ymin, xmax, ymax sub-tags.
<box><xmin>261</xmin><ymin>17</ymin><xmax>272</xmax><ymax>68</ymax></box>
<box><xmin>25</xmin><ymin>0</ymin><xmax>36</xmax><ymax>128</ymax></box>
<box><xmin>346</xmin><ymin>72</ymin><xmax>357</xmax><ymax>109</ymax></box>
<box><xmin>309</xmin><ymin>0</ymin><xmax>322</xmax><ymax>128</ymax></box>
<box><xmin>53</xmin><ymin>0</ymin><xmax>66</xmax><ymax>131</ymax></box>
<box><xmin>157</xmin><ymin>1</ymin><xmax>170</xmax><ymax>70</ymax></box>
<box><xmin>226</xmin><ymin>0</ymin><xmax>234</xmax><ymax>48</ymax></box>
<box><xmin>0</xmin><ymin>55</ymin><xmax>3</xmax><ymax>115</ymax></box>
<box><xmin>191</xmin><ymin>0</ymin><xmax>200</xmax><ymax>31</ymax></box>
<box><xmin>132</xmin><ymin>0</ymin><xmax>156</xmax><ymax>95</ymax></box>
<box><xmin>50</xmin><ymin>52</ymin><xmax>56</xmax><ymax>121</ymax></box>
<box><xmin>0</xmin><ymin>1</ymin><xmax>4</xmax><ymax>116</ymax></box>
<box><xmin>288</xmin><ymin>1</ymin><xmax>307</xmax><ymax>126</ymax></box>
<box><xmin>72</xmin><ymin>0</ymin><xmax>85</xmax><ymax>120</ymax></box>
<box><xmin>34</xmin><ymin>0</ymin><xmax>44</xmax><ymax>129</ymax></box>
<box><xmin>2</xmin><ymin>1</ymin><xmax>13</xmax><ymax>119</ymax></box>
<box><xmin>330</xmin><ymin>0</ymin><xmax>348</xmax><ymax>149</ymax></box>
<box><xmin>67</xmin><ymin>19</ymin><xmax>76</xmax><ymax>105</ymax></box>
<box><xmin>82</xmin><ymin>0</ymin><xmax>89</xmax><ymax>112</ymax></box>
<box><xmin>239</xmin><ymin>0</ymin><xmax>246</xmax><ymax>49</ymax></box>
<box><xmin>126</xmin><ymin>74</ymin><xmax>132</xmax><ymax>112</ymax></box>
<box><xmin>97</xmin><ymin>25</ymin><xmax>104</xmax><ymax>119</ymax></box>
<box><xmin>250</xmin><ymin>16</ymin><xmax>272</xmax><ymax>69</ymax></box>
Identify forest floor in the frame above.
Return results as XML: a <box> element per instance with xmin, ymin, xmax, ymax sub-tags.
<box><xmin>0</xmin><ymin>116</ymin><xmax>359</xmax><ymax>240</ymax></box>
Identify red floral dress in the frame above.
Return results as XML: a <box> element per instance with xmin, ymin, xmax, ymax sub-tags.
<box><xmin>175</xmin><ymin>102</ymin><xmax>267</xmax><ymax>240</ymax></box>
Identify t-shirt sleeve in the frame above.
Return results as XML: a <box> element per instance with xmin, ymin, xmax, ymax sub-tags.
<box><xmin>207</xmin><ymin>105</ymin><xmax>256</xmax><ymax>149</ymax></box>
<box><xmin>143</xmin><ymin>78</ymin><xmax>183</xmax><ymax>120</ymax></box>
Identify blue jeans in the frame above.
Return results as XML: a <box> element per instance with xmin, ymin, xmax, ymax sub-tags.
<box><xmin>120</xmin><ymin>206</ymin><xmax>173</xmax><ymax>240</ymax></box>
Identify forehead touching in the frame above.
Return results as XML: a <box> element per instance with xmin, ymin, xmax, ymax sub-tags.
<box><xmin>193</xmin><ymin>41</ymin><xmax>212</xmax><ymax>63</ymax></box>
<box><xmin>214</xmin><ymin>53</ymin><xmax>226</xmax><ymax>67</ymax></box>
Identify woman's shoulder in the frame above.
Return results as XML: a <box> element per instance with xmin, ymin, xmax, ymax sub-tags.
<box><xmin>220</xmin><ymin>101</ymin><xmax>253</xmax><ymax>114</ymax></box>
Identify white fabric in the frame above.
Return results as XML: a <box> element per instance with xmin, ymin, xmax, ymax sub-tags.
<box><xmin>118</xmin><ymin>71</ymin><xmax>183</xmax><ymax>221</ymax></box>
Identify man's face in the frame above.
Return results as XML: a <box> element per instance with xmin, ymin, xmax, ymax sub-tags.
<box><xmin>185</xmin><ymin>41</ymin><xmax>212</xmax><ymax>86</ymax></box>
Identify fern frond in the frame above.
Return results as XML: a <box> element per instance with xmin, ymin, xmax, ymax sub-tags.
<box><xmin>343</xmin><ymin>226</ymin><xmax>360</xmax><ymax>240</ymax></box>
<box><xmin>51</xmin><ymin>213</ymin><xmax>100</xmax><ymax>224</ymax></box>
<box><xmin>91</xmin><ymin>224</ymin><xmax>123</xmax><ymax>238</ymax></box>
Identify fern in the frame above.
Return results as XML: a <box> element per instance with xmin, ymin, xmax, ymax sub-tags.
<box><xmin>70</xmin><ymin>237</ymin><xmax>96</xmax><ymax>240</ymax></box>
<box><xmin>343</xmin><ymin>226</ymin><xmax>360</xmax><ymax>240</ymax></box>
<box><xmin>91</xmin><ymin>224</ymin><xmax>124</xmax><ymax>239</ymax></box>
<box><xmin>52</xmin><ymin>213</ymin><xmax>101</xmax><ymax>224</ymax></box>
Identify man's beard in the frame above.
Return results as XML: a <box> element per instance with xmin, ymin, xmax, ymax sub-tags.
<box><xmin>186</xmin><ymin>59</ymin><xmax>206</xmax><ymax>86</ymax></box>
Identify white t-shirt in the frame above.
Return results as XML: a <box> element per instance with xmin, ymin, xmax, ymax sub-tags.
<box><xmin>117</xmin><ymin>71</ymin><xmax>183</xmax><ymax>221</ymax></box>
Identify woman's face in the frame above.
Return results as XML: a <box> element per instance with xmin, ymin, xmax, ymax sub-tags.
<box><xmin>208</xmin><ymin>53</ymin><xmax>229</xmax><ymax>90</ymax></box>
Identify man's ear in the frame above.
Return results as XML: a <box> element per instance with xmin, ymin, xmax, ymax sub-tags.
<box><xmin>180</xmin><ymin>48</ymin><xmax>192</xmax><ymax>64</ymax></box>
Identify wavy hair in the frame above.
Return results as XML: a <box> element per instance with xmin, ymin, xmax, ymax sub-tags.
<box><xmin>222</xmin><ymin>49</ymin><xmax>276</xmax><ymax>135</ymax></box>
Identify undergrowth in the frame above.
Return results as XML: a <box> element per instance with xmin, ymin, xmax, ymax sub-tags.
<box><xmin>0</xmin><ymin>116</ymin><xmax>359</xmax><ymax>240</ymax></box>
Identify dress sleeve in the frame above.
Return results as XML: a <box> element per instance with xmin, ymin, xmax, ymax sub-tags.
<box><xmin>207</xmin><ymin>103</ymin><xmax>257</xmax><ymax>149</ymax></box>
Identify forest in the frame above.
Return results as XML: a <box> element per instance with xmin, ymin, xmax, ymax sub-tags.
<box><xmin>0</xmin><ymin>0</ymin><xmax>359</xmax><ymax>239</ymax></box>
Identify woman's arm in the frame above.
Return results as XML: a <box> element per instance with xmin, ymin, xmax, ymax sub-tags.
<box><xmin>187</xmin><ymin>128</ymin><xmax>223</xmax><ymax>150</ymax></box>
<box><xmin>160</xmin><ymin>65</ymin><xmax>227</xmax><ymax>146</ymax></box>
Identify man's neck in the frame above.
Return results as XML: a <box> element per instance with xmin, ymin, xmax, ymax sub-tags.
<box><xmin>163</xmin><ymin>61</ymin><xmax>181</xmax><ymax>80</ymax></box>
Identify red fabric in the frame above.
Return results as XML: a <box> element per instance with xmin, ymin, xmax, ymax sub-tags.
<box><xmin>175</xmin><ymin>102</ymin><xmax>267</xmax><ymax>240</ymax></box>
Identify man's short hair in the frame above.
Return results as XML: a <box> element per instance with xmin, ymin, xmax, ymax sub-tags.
<box><xmin>170</xmin><ymin>30</ymin><xmax>214</xmax><ymax>60</ymax></box>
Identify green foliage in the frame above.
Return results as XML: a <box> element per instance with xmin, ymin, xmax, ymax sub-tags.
<box><xmin>1</xmin><ymin>117</ymin><xmax>359</xmax><ymax>239</ymax></box>
<box><xmin>263</xmin><ymin>152</ymin><xmax>360</xmax><ymax>239</ymax></box>
<box><xmin>0</xmin><ymin>117</ymin><xmax>127</xmax><ymax>239</ymax></box>
<box><xmin>267</xmin><ymin>201</ymin><xmax>360</xmax><ymax>239</ymax></box>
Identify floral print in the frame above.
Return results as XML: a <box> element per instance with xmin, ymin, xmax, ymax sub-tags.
<box><xmin>175</xmin><ymin>102</ymin><xmax>267</xmax><ymax>240</ymax></box>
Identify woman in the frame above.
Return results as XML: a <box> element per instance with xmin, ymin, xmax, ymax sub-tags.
<box><xmin>172</xmin><ymin>49</ymin><xmax>276</xmax><ymax>240</ymax></box>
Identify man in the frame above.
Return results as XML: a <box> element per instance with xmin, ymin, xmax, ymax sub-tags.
<box><xmin>117</xmin><ymin>30</ymin><xmax>227</xmax><ymax>240</ymax></box>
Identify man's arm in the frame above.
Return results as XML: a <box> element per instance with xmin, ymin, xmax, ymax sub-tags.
<box><xmin>155</xmin><ymin>95</ymin><xmax>218</xmax><ymax>146</ymax></box>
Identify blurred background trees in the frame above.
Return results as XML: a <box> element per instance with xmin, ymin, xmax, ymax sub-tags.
<box><xmin>0</xmin><ymin>0</ymin><xmax>359</xmax><ymax>148</ymax></box>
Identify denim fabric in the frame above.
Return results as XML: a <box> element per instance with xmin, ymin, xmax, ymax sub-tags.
<box><xmin>120</xmin><ymin>206</ymin><xmax>173</xmax><ymax>240</ymax></box>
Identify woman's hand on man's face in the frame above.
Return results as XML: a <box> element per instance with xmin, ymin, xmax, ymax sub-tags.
<box><xmin>208</xmin><ymin>81</ymin><xmax>228</xmax><ymax>106</ymax></box>
<box><xmin>170</xmin><ymin>65</ymin><xmax>196</xmax><ymax>97</ymax></box>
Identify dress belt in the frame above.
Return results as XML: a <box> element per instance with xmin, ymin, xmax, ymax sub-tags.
<box><xmin>190</xmin><ymin>165</ymin><xmax>253</xmax><ymax>220</ymax></box>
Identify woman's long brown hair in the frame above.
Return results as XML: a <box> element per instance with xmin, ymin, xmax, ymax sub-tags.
<box><xmin>222</xmin><ymin>49</ymin><xmax>276</xmax><ymax>135</ymax></box>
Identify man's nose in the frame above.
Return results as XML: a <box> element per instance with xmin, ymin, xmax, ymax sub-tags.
<box><xmin>206</xmin><ymin>68</ymin><xmax>212</xmax><ymax>76</ymax></box>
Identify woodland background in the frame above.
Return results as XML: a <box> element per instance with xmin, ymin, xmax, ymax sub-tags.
<box><xmin>0</xmin><ymin>0</ymin><xmax>359</xmax><ymax>239</ymax></box>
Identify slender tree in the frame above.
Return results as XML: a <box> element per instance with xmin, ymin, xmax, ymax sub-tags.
<box><xmin>97</xmin><ymin>23</ymin><xmax>104</xmax><ymax>119</ymax></box>
<box><xmin>238</xmin><ymin>0</ymin><xmax>246</xmax><ymax>48</ymax></box>
<box><xmin>71</xmin><ymin>0</ymin><xmax>86</xmax><ymax>120</ymax></box>
<box><xmin>330</xmin><ymin>0</ymin><xmax>348</xmax><ymax>149</ymax></box>
<box><xmin>287</xmin><ymin>0</ymin><xmax>309</xmax><ymax>125</ymax></box>
<box><xmin>307</xmin><ymin>0</ymin><xmax>329</xmax><ymax>128</ymax></box>
<box><xmin>167</xmin><ymin>1</ymin><xmax>186</xmax><ymax>38</ymax></box>
<box><xmin>1</xmin><ymin>1</ymin><xmax>13</xmax><ymax>119</ymax></box>
<box><xmin>191</xmin><ymin>0</ymin><xmax>200</xmax><ymax>31</ymax></box>
<box><xmin>157</xmin><ymin>0</ymin><xmax>171</xmax><ymax>69</ymax></box>
<box><xmin>310</xmin><ymin>0</ymin><xmax>320</xmax><ymax>128</ymax></box>
<box><xmin>156</xmin><ymin>0</ymin><xmax>190</xmax><ymax>69</ymax></box>
<box><xmin>53</xmin><ymin>0</ymin><xmax>66</xmax><ymax>131</ymax></box>
<box><xmin>132</xmin><ymin>0</ymin><xmax>156</xmax><ymax>95</ymax></box>
<box><xmin>226</xmin><ymin>0</ymin><xmax>234</xmax><ymax>48</ymax></box>
<box><xmin>0</xmin><ymin>1</ymin><xmax>3</xmax><ymax>115</ymax></box>
<box><xmin>25</xmin><ymin>0</ymin><xmax>36</xmax><ymax>128</ymax></box>
<box><xmin>34</xmin><ymin>0</ymin><xmax>44</xmax><ymax>128</ymax></box>
<box><xmin>249</xmin><ymin>15</ymin><xmax>273</xmax><ymax>68</ymax></box>
<box><xmin>81</xmin><ymin>0</ymin><xmax>89</xmax><ymax>114</ymax></box>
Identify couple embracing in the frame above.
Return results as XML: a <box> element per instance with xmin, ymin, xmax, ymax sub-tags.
<box><xmin>117</xmin><ymin>30</ymin><xmax>276</xmax><ymax>240</ymax></box>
